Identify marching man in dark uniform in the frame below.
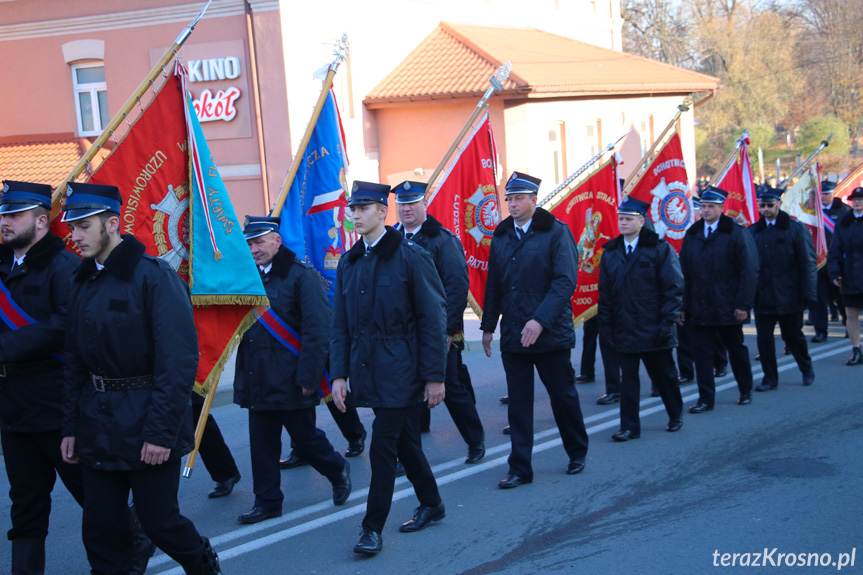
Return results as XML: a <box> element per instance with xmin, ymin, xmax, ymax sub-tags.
<box><xmin>481</xmin><ymin>172</ymin><xmax>589</xmax><ymax>488</ymax></box>
<box><xmin>811</xmin><ymin>180</ymin><xmax>850</xmax><ymax>342</ymax></box>
<box><xmin>394</xmin><ymin>180</ymin><xmax>485</xmax><ymax>464</ymax></box>
<box><xmin>59</xmin><ymin>182</ymin><xmax>221</xmax><ymax>575</ymax></box>
<box><xmin>330</xmin><ymin>181</ymin><xmax>447</xmax><ymax>556</ymax></box>
<box><xmin>598</xmin><ymin>196</ymin><xmax>685</xmax><ymax>441</ymax></box>
<box><xmin>827</xmin><ymin>186</ymin><xmax>863</xmax><ymax>365</ymax></box>
<box><xmin>679</xmin><ymin>186</ymin><xmax>758</xmax><ymax>413</ymax></box>
<box><xmin>749</xmin><ymin>185</ymin><xmax>817</xmax><ymax>390</ymax></box>
<box><xmin>0</xmin><ymin>181</ymin><xmax>83</xmax><ymax>575</ymax></box>
<box><xmin>234</xmin><ymin>216</ymin><xmax>351</xmax><ymax>524</ymax></box>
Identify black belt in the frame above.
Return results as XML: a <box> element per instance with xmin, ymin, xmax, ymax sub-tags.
<box><xmin>91</xmin><ymin>374</ymin><xmax>154</xmax><ymax>392</ymax></box>
<box><xmin>0</xmin><ymin>359</ymin><xmax>62</xmax><ymax>378</ymax></box>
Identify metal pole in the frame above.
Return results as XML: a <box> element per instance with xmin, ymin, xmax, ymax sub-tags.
<box><xmin>779</xmin><ymin>133</ymin><xmax>834</xmax><ymax>190</ymax></box>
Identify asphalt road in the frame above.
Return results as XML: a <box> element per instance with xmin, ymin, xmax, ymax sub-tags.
<box><xmin>1</xmin><ymin>321</ymin><xmax>860</xmax><ymax>574</ymax></box>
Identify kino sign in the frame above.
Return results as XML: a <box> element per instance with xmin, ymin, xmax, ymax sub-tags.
<box><xmin>188</xmin><ymin>57</ymin><xmax>243</xmax><ymax>123</ymax></box>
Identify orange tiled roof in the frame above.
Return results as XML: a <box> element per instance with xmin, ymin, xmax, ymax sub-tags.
<box><xmin>365</xmin><ymin>23</ymin><xmax>719</xmax><ymax>105</ymax></box>
<box><xmin>0</xmin><ymin>137</ymin><xmax>89</xmax><ymax>186</ymax></box>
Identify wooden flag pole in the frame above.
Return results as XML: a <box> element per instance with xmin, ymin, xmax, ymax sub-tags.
<box><xmin>50</xmin><ymin>0</ymin><xmax>213</xmax><ymax>218</ymax></box>
<box><xmin>622</xmin><ymin>97</ymin><xmax>691</xmax><ymax>197</ymax></box>
<box><xmin>270</xmin><ymin>34</ymin><xmax>348</xmax><ymax>218</ymax></box>
<box><xmin>538</xmin><ymin>130</ymin><xmax>630</xmax><ymax>209</ymax></box>
<box><xmin>779</xmin><ymin>133</ymin><xmax>834</xmax><ymax>190</ymax></box>
<box><xmin>425</xmin><ymin>62</ymin><xmax>512</xmax><ymax>192</ymax></box>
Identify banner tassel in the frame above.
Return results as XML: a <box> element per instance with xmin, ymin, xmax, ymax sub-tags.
<box><xmin>214</xmin><ymin>250</ymin><xmax>223</xmax><ymax>261</ymax></box>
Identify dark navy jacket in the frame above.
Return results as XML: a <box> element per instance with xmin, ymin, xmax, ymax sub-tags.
<box><xmin>828</xmin><ymin>210</ymin><xmax>863</xmax><ymax>295</ymax></box>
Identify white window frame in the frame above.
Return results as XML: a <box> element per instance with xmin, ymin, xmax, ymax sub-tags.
<box><xmin>71</xmin><ymin>62</ymin><xmax>108</xmax><ymax>137</ymax></box>
<box><xmin>548</xmin><ymin>121</ymin><xmax>566</xmax><ymax>187</ymax></box>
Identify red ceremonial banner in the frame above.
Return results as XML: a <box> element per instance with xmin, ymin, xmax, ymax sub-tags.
<box><xmin>56</xmin><ymin>73</ymin><xmax>259</xmax><ymax>395</ymax></box>
<box><xmin>627</xmin><ymin>132</ymin><xmax>692</xmax><ymax>253</ymax></box>
<box><xmin>835</xmin><ymin>160</ymin><xmax>863</xmax><ymax>203</ymax></box>
<box><xmin>547</xmin><ymin>158</ymin><xmax>619</xmax><ymax>327</ymax></box>
<box><xmin>427</xmin><ymin>113</ymin><xmax>501</xmax><ymax>316</ymax></box>
<box><xmin>716</xmin><ymin>142</ymin><xmax>758</xmax><ymax>226</ymax></box>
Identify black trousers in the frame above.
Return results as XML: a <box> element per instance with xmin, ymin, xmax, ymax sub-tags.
<box><xmin>191</xmin><ymin>393</ymin><xmax>239</xmax><ymax>483</ymax></box>
<box><xmin>501</xmin><ymin>350</ymin><xmax>589</xmax><ymax>479</ymax></box>
<box><xmin>287</xmin><ymin>392</ymin><xmax>365</xmax><ymax>454</ymax></box>
<box><xmin>690</xmin><ymin>324</ymin><xmax>753</xmax><ymax>406</ymax></box>
<box><xmin>580</xmin><ymin>316</ymin><xmax>620</xmax><ymax>393</ymax></box>
<box><xmin>437</xmin><ymin>347</ymin><xmax>485</xmax><ymax>447</ymax></box>
<box><xmin>1</xmin><ymin>429</ymin><xmax>85</xmax><ymax>540</ymax></box>
<box><xmin>755</xmin><ymin>312</ymin><xmax>813</xmax><ymax>386</ymax></box>
<box><xmin>812</xmin><ymin>270</ymin><xmax>846</xmax><ymax>334</ymax></box>
<box><xmin>81</xmin><ymin>460</ymin><xmax>205</xmax><ymax>574</ymax></box>
<box><xmin>618</xmin><ymin>350</ymin><xmax>683</xmax><ymax>433</ymax></box>
<box><xmin>363</xmin><ymin>405</ymin><xmax>441</xmax><ymax>533</ymax></box>
<box><xmin>677</xmin><ymin>322</ymin><xmax>729</xmax><ymax>379</ymax></box>
<box><xmin>249</xmin><ymin>408</ymin><xmax>344</xmax><ymax>509</ymax></box>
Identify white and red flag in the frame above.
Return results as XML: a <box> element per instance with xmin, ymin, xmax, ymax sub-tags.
<box><xmin>426</xmin><ymin>112</ymin><xmax>501</xmax><ymax>316</ymax></box>
<box><xmin>626</xmin><ymin>131</ymin><xmax>692</xmax><ymax>253</ymax></box>
<box><xmin>715</xmin><ymin>137</ymin><xmax>758</xmax><ymax>225</ymax></box>
<box><xmin>835</xmin><ymin>160</ymin><xmax>863</xmax><ymax>203</ymax></box>
<box><xmin>781</xmin><ymin>164</ymin><xmax>828</xmax><ymax>269</ymax></box>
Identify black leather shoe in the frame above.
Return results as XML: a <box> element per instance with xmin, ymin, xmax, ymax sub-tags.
<box><xmin>811</xmin><ymin>332</ymin><xmax>827</xmax><ymax>343</ymax></box>
<box><xmin>754</xmin><ymin>354</ymin><xmax>761</xmax><ymax>361</ymax></box>
<box><xmin>847</xmin><ymin>346</ymin><xmax>863</xmax><ymax>366</ymax></box>
<box><xmin>279</xmin><ymin>452</ymin><xmax>308</xmax><ymax>469</ymax></box>
<box><xmin>237</xmin><ymin>506</ymin><xmax>282</xmax><ymax>524</ymax></box>
<box><xmin>666</xmin><ymin>419</ymin><xmax>683</xmax><ymax>432</ymax></box>
<box><xmin>353</xmin><ymin>530</ymin><xmax>382</xmax><ymax>555</ymax></box>
<box><xmin>678</xmin><ymin>376</ymin><xmax>693</xmax><ymax>384</ymax></box>
<box><xmin>714</xmin><ymin>366</ymin><xmax>728</xmax><ymax>378</ymax></box>
<box><xmin>499</xmin><ymin>395</ymin><xmax>509</xmax><ymax>404</ymax></box>
<box><xmin>502</xmin><ymin>425</ymin><xmax>511</xmax><ymax>435</ymax></box>
<box><xmin>737</xmin><ymin>395</ymin><xmax>752</xmax><ymax>405</ymax></box>
<box><xmin>755</xmin><ymin>383</ymin><xmax>777</xmax><ymax>392</ymax></box>
<box><xmin>498</xmin><ymin>473</ymin><xmax>532</xmax><ymax>488</ymax></box>
<box><xmin>332</xmin><ymin>460</ymin><xmax>351</xmax><ymax>506</ymax></box>
<box><xmin>689</xmin><ymin>402</ymin><xmax>713</xmax><ymax>414</ymax></box>
<box><xmin>208</xmin><ymin>472</ymin><xmax>241</xmax><ymax>499</ymax></box>
<box><xmin>650</xmin><ymin>387</ymin><xmax>660</xmax><ymax>398</ymax></box>
<box><xmin>399</xmin><ymin>502</ymin><xmax>445</xmax><ymax>533</ymax></box>
<box><xmin>345</xmin><ymin>430</ymin><xmax>366</xmax><ymax>458</ymax></box>
<box><xmin>802</xmin><ymin>371</ymin><xmax>815</xmax><ymax>386</ymax></box>
<box><xmin>612</xmin><ymin>430</ymin><xmax>640</xmax><ymax>442</ymax></box>
<box><xmin>575</xmin><ymin>374</ymin><xmax>595</xmax><ymax>383</ymax></box>
<box><xmin>465</xmin><ymin>443</ymin><xmax>485</xmax><ymax>464</ymax></box>
<box><xmin>596</xmin><ymin>392</ymin><xmax>620</xmax><ymax>405</ymax></box>
<box><xmin>566</xmin><ymin>458</ymin><xmax>586</xmax><ymax>475</ymax></box>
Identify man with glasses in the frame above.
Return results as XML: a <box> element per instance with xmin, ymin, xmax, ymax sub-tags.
<box><xmin>678</xmin><ymin>186</ymin><xmax>759</xmax><ymax>413</ymax></box>
<box><xmin>749</xmin><ymin>186</ymin><xmax>817</xmax><ymax>391</ymax></box>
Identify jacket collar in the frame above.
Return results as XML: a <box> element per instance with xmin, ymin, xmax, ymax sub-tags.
<box><xmin>494</xmin><ymin>206</ymin><xmax>555</xmax><ymax>237</ymax></box>
<box><xmin>347</xmin><ymin>226</ymin><xmax>402</xmax><ymax>263</ymax></box>
<box><xmin>753</xmin><ymin>209</ymin><xmax>790</xmax><ymax>232</ymax></box>
<box><xmin>0</xmin><ymin>232</ymin><xmax>67</xmax><ymax>270</ymax></box>
<box><xmin>419</xmin><ymin>215</ymin><xmax>443</xmax><ymax>237</ymax></box>
<box><xmin>74</xmin><ymin>234</ymin><xmax>146</xmax><ymax>283</ymax></box>
<box><xmin>605</xmin><ymin>226</ymin><xmax>659</xmax><ymax>251</ymax></box>
<box><xmin>686</xmin><ymin>213</ymin><xmax>734</xmax><ymax>236</ymax></box>
<box><xmin>269</xmin><ymin>245</ymin><xmax>298</xmax><ymax>278</ymax></box>
<box><xmin>840</xmin><ymin>209</ymin><xmax>863</xmax><ymax>228</ymax></box>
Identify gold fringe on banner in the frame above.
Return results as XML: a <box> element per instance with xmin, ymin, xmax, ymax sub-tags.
<box><xmin>190</xmin><ymin>294</ymin><xmax>270</xmax><ymax>306</ymax></box>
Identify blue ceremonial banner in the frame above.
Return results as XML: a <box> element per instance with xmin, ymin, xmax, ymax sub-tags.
<box><xmin>184</xmin><ymin>92</ymin><xmax>266</xmax><ymax>301</ymax></box>
<box><xmin>278</xmin><ymin>89</ymin><xmax>350</xmax><ymax>305</ymax></box>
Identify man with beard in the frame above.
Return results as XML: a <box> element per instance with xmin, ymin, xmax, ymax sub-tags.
<box><xmin>59</xmin><ymin>182</ymin><xmax>220</xmax><ymax>574</ymax></box>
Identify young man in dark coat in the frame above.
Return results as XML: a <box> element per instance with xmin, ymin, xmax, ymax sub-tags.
<box><xmin>481</xmin><ymin>172</ymin><xmax>589</xmax><ymax>488</ymax></box>
<box><xmin>330</xmin><ymin>182</ymin><xmax>448</xmax><ymax>556</ymax></box>
<box><xmin>0</xmin><ymin>181</ymin><xmax>85</xmax><ymax>574</ymax></box>
<box><xmin>827</xmin><ymin>187</ymin><xmax>863</xmax><ymax>365</ymax></box>
<box><xmin>394</xmin><ymin>180</ymin><xmax>485</xmax><ymax>464</ymax></box>
<box><xmin>749</xmin><ymin>186</ymin><xmax>817</xmax><ymax>389</ymax></box>
<box><xmin>598</xmin><ymin>197</ymin><xmax>685</xmax><ymax>441</ymax></box>
<box><xmin>678</xmin><ymin>186</ymin><xmax>759</xmax><ymax>413</ymax></box>
<box><xmin>811</xmin><ymin>180</ymin><xmax>850</xmax><ymax>342</ymax></box>
<box><xmin>234</xmin><ymin>216</ymin><xmax>351</xmax><ymax>524</ymax></box>
<box><xmin>59</xmin><ymin>183</ymin><xmax>220</xmax><ymax>575</ymax></box>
